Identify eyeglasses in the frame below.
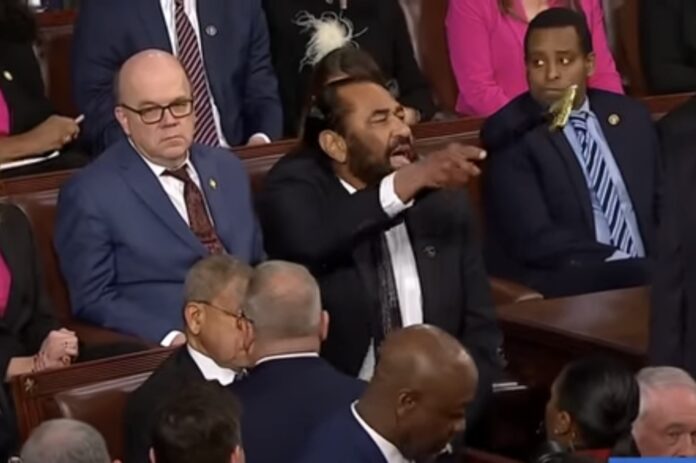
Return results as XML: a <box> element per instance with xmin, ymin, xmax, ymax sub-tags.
<box><xmin>192</xmin><ymin>300</ymin><xmax>254</xmax><ymax>326</ymax></box>
<box><xmin>119</xmin><ymin>99</ymin><xmax>194</xmax><ymax>124</ymax></box>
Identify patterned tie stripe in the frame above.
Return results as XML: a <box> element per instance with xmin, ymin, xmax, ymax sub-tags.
<box><xmin>569</xmin><ymin>113</ymin><xmax>636</xmax><ymax>257</ymax></box>
<box><xmin>174</xmin><ymin>0</ymin><xmax>219</xmax><ymax>147</ymax></box>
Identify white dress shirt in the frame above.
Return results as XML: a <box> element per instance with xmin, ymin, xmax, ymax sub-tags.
<box><xmin>338</xmin><ymin>173</ymin><xmax>423</xmax><ymax>380</ymax></box>
<box><xmin>255</xmin><ymin>352</ymin><xmax>320</xmax><ymax>366</ymax></box>
<box><xmin>159</xmin><ymin>0</ymin><xmax>269</xmax><ymax>146</ymax></box>
<box><xmin>187</xmin><ymin>344</ymin><xmax>237</xmax><ymax>386</ymax></box>
<box><xmin>351</xmin><ymin>403</ymin><xmax>413</xmax><ymax>463</ymax></box>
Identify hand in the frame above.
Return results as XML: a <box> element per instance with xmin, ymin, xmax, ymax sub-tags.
<box><xmin>27</xmin><ymin>115</ymin><xmax>80</xmax><ymax>153</ymax></box>
<box><xmin>170</xmin><ymin>333</ymin><xmax>187</xmax><ymax>346</ymax></box>
<box><xmin>246</xmin><ymin>134</ymin><xmax>270</xmax><ymax>146</ymax></box>
<box><xmin>37</xmin><ymin>329</ymin><xmax>79</xmax><ymax>370</ymax></box>
<box><xmin>393</xmin><ymin>143</ymin><xmax>486</xmax><ymax>202</ymax></box>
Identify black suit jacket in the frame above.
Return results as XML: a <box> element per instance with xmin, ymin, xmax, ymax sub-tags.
<box><xmin>641</xmin><ymin>0</ymin><xmax>696</xmax><ymax>94</ymax></box>
<box><xmin>650</xmin><ymin>97</ymin><xmax>696</xmax><ymax>375</ymax></box>
<box><xmin>231</xmin><ymin>356</ymin><xmax>365</xmax><ymax>463</ymax></box>
<box><xmin>123</xmin><ymin>346</ymin><xmax>222</xmax><ymax>463</ymax></box>
<box><xmin>481</xmin><ymin>90</ymin><xmax>661</xmax><ymax>294</ymax></box>
<box><xmin>262</xmin><ymin>0</ymin><xmax>437</xmax><ymax>136</ymax></box>
<box><xmin>258</xmin><ymin>148</ymin><xmax>503</xmax><ymax>421</ymax></box>
<box><xmin>0</xmin><ymin>39</ymin><xmax>53</xmax><ymax>136</ymax></box>
<box><xmin>0</xmin><ymin>203</ymin><xmax>58</xmax><ymax>459</ymax></box>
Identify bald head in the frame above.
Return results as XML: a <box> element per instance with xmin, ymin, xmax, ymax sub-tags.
<box><xmin>245</xmin><ymin>261</ymin><xmax>322</xmax><ymax>340</ymax></box>
<box><xmin>373</xmin><ymin>325</ymin><xmax>477</xmax><ymax>391</ymax></box>
<box><xmin>115</xmin><ymin>50</ymin><xmax>189</xmax><ymax>104</ymax></box>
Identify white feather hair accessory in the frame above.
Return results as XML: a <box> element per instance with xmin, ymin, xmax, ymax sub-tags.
<box><xmin>294</xmin><ymin>11</ymin><xmax>367</xmax><ymax>70</ymax></box>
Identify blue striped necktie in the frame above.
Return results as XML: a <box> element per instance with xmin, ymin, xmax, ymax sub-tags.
<box><xmin>569</xmin><ymin>112</ymin><xmax>637</xmax><ymax>257</ymax></box>
<box><xmin>174</xmin><ymin>0</ymin><xmax>219</xmax><ymax>147</ymax></box>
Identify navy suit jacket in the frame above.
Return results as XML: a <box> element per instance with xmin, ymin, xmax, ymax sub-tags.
<box><xmin>480</xmin><ymin>89</ymin><xmax>661</xmax><ymax>288</ymax></box>
<box><xmin>54</xmin><ymin>140</ymin><xmax>264</xmax><ymax>342</ymax></box>
<box><xmin>297</xmin><ymin>407</ymin><xmax>386</xmax><ymax>463</ymax></box>
<box><xmin>231</xmin><ymin>356</ymin><xmax>366</xmax><ymax>463</ymax></box>
<box><xmin>71</xmin><ymin>0</ymin><xmax>282</xmax><ymax>153</ymax></box>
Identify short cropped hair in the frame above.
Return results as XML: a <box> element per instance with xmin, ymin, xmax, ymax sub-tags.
<box><xmin>20</xmin><ymin>419</ymin><xmax>111</xmax><ymax>463</ymax></box>
<box><xmin>152</xmin><ymin>382</ymin><xmax>243</xmax><ymax>463</ymax></box>
<box><xmin>635</xmin><ymin>366</ymin><xmax>696</xmax><ymax>422</ymax></box>
<box><xmin>184</xmin><ymin>255</ymin><xmax>253</xmax><ymax>305</ymax></box>
<box><xmin>244</xmin><ymin>261</ymin><xmax>321</xmax><ymax>339</ymax></box>
<box><xmin>524</xmin><ymin>7</ymin><xmax>593</xmax><ymax>59</ymax></box>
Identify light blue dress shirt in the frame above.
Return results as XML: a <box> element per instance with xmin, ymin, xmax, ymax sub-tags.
<box><xmin>562</xmin><ymin>99</ymin><xmax>645</xmax><ymax>260</ymax></box>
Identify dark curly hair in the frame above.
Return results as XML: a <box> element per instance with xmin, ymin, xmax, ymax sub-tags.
<box><xmin>0</xmin><ymin>0</ymin><xmax>38</xmax><ymax>43</ymax></box>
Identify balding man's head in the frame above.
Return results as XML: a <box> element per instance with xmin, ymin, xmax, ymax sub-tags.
<box><xmin>245</xmin><ymin>261</ymin><xmax>328</xmax><ymax>359</ymax></box>
<box><xmin>360</xmin><ymin>325</ymin><xmax>477</xmax><ymax>461</ymax></box>
<box><xmin>20</xmin><ymin>419</ymin><xmax>112</xmax><ymax>463</ymax></box>
<box><xmin>114</xmin><ymin>50</ymin><xmax>195</xmax><ymax>168</ymax></box>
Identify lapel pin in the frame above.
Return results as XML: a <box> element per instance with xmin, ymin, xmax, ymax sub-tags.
<box><xmin>2</xmin><ymin>71</ymin><xmax>12</xmax><ymax>81</ymax></box>
<box><xmin>209</xmin><ymin>178</ymin><xmax>217</xmax><ymax>189</ymax></box>
<box><xmin>205</xmin><ymin>25</ymin><xmax>218</xmax><ymax>37</ymax></box>
<box><xmin>608</xmin><ymin>114</ymin><xmax>620</xmax><ymax>126</ymax></box>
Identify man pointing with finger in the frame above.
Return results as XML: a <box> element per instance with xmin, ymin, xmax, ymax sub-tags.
<box><xmin>258</xmin><ymin>67</ymin><xmax>503</xmax><ymax>427</ymax></box>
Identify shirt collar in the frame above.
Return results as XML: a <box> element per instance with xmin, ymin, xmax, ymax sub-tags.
<box><xmin>339</xmin><ymin>177</ymin><xmax>358</xmax><ymax>195</ymax></box>
<box><xmin>351</xmin><ymin>403</ymin><xmax>411</xmax><ymax>463</ymax></box>
<box><xmin>187</xmin><ymin>344</ymin><xmax>237</xmax><ymax>386</ymax></box>
<box><xmin>571</xmin><ymin>97</ymin><xmax>591</xmax><ymax>117</ymax></box>
<box><xmin>255</xmin><ymin>352</ymin><xmax>320</xmax><ymax>366</ymax></box>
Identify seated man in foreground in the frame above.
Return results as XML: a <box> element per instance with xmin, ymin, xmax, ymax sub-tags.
<box><xmin>299</xmin><ymin>325</ymin><xmax>478</xmax><ymax>462</ymax></box>
<box><xmin>123</xmin><ymin>255</ymin><xmax>253</xmax><ymax>463</ymax></box>
<box><xmin>234</xmin><ymin>260</ymin><xmax>365</xmax><ymax>463</ymax></box>
<box><xmin>55</xmin><ymin>50</ymin><xmax>263</xmax><ymax>344</ymax></box>
<box><xmin>481</xmin><ymin>8</ymin><xmax>660</xmax><ymax>297</ymax></box>
<box><xmin>258</xmin><ymin>63</ymin><xmax>503</xmax><ymax>422</ymax></box>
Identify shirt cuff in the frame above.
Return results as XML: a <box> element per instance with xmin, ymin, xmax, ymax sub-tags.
<box><xmin>249</xmin><ymin>133</ymin><xmax>271</xmax><ymax>144</ymax></box>
<box><xmin>379</xmin><ymin>172</ymin><xmax>414</xmax><ymax>218</ymax></box>
<box><xmin>161</xmin><ymin>330</ymin><xmax>183</xmax><ymax>347</ymax></box>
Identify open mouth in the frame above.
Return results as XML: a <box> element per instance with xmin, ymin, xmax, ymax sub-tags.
<box><xmin>389</xmin><ymin>144</ymin><xmax>415</xmax><ymax>167</ymax></box>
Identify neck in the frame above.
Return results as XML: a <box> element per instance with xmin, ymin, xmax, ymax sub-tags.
<box><xmin>252</xmin><ymin>337</ymin><xmax>320</xmax><ymax>363</ymax></box>
<box><xmin>333</xmin><ymin>165</ymin><xmax>367</xmax><ymax>191</ymax></box>
<box><xmin>355</xmin><ymin>390</ymin><xmax>404</xmax><ymax>454</ymax></box>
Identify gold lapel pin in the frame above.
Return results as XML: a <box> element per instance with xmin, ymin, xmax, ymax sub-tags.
<box><xmin>2</xmin><ymin>71</ymin><xmax>12</xmax><ymax>81</ymax></box>
<box><xmin>608</xmin><ymin>114</ymin><xmax>621</xmax><ymax>126</ymax></box>
<box><xmin>209</xmin><ymin>178</ymin><xmax>217</xmax><ymax>189</ymax></box>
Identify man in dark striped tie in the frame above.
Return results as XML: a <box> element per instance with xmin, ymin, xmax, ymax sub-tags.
<box><xmin>481</xmin><ymin>7</ymin><xmax>661</xmax><ymax>297</ymax></box>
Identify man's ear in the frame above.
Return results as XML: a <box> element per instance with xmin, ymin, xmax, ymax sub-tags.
<box><xmin>148</xmin><ymin>448</ymin><xmax>156</xmax><ymax>463</ymax></box>
<box><xmin>319</xmin><ymin>310</ymin><xmax>330</xmax><ymax>342</ymax></box>
<box><xmin>184</xmin><ymin>303</ymin><xmax>204</xmax><ymax>336</ymax></box>
<box><xmin>319</xmin><ymin>130</ymin><xmax>348</xmax><ymax>164</ymax></box>
<box><xmin>231</xmin><ymin>445</ymin><xmax>245</xmax><ymax>463</ymax></box>
<box><xmin>114</xmin><ymin>106</ymin><xmax>131</xmax><ymax>137</ymax></box>
<box><xmin>585</xmin><ymin>52</ymin><xmax>596</xmax><ymax>79</ymax></box>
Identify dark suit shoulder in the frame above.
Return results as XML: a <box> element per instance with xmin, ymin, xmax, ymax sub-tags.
<box><xmin>481</xmin><ymin>92</ymin><xmax>543</xmax><ymax>152</ymax></box>
<box><xmin>0</xmin><ymin>203</ymin><xmax>30</xmax><ymax>233</ymax></box>
<box><xmin>265</xmin><ymin>146</ymin><xmax>330</xmax><ymax>183</ymax></box>
<box><xmin>588</xmin><ymin>89</ymin><xmax>652</xmax><ymax>119</ymax></box>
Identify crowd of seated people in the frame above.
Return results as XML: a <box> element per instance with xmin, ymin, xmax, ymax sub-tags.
<box><xmin>6</xmin><ymin>0</ymin><xmax>696</xmax><ymax>462</ymax></box>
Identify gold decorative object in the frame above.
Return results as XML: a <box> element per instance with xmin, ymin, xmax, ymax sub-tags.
<box><xmin>548</xmin><ymin>84</ymin><xmax>578</xmax><ymax>131</ymax></box>
<box><xmin>608</xmin><ymin>114</ymin><xmax>621</xmax><ymax>126</ymax></box>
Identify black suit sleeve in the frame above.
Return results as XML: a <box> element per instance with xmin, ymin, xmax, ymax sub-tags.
<box><xmin>0</xmin><ymin>206</ymin><xmax>57</xmax><ymax>379</ymax></box>
<box><xmin>259</xmin><ymin>167</ymin><xmax>396</xmax><ymax>268</ymax></box>
<box><xmin>484</xmin><ymin>144</ymin><xmax>615</xmax><ymax>268</ymax></box>
<box><xmin>387</xmin><ymin>0</ymin><xmax>437</xmax><ymax>120</ymax></box>
<box><xmin>641</xmin><ymin>0</ymin><xmax>696</xmax><ymax>94</ymax></box>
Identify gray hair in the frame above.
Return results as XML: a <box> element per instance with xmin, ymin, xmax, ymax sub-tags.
<box><xmin>245</xmin><ymin>261</ymin><xmax>322</xmax><ymax>339</ymax></box>
<box><xmin>184</xmin><ymin>255</ymin><xmax>253</xmax><ymax>304</ymax></box>
<box><xmin>20</xmin><ymin>419</ymin><xmax>111</xmax><ymax>463</ymax></box>
<box><xmin>635</xmin><ymin>366</ymin><xmax>696</xmax><ymax>422</ymax></box>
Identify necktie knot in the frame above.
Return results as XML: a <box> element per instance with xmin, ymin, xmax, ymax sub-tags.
<box><xmin>569</xmin><ymin>111</ymin><xmax>589</xmax><ymax>128</ymax></box>
<box><xmin>163</xmin><ymin>166</ymin><xmax>192</xmax><ymax>184</ymax></box>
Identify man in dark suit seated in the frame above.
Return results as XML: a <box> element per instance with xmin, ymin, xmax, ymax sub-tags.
<box><xmin>481</xmin><ymin>8</ymin><xmax>660</xmax><ymax>298</ymax></box>
<box><xmin>124</xmin><ymin>255</ymin><xmax>253</xmax><ymax>463</ymax></box>
<box><xmin>71</xmin><ymin>0</ymin><xmax>282</xmax><ymax>154</ymax></box>
<box><xmin>152</xmin><ymin>382</ymin><xmax>245</xmax><ymax>463</ymax></box>
<box><xmin>55</xmin><ymin>50</ymin><xmax>263</xmax><ymax>345</ymax></box>
<box><xmin>258</xmin><ymin>69</ymin><xmax>503</xmax><ymax>424</ymax></box>
<box><xmin>298</xmin><ymin>325</ymin><xmax>479</xmax><ymax>463</ymax></box>
<box><xmin>232</xmin><ymin>260</ymin><xmax>365</xmax><ymax>463</ymax></box>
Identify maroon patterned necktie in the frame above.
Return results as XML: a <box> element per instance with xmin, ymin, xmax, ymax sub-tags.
<box><xmin>163</xmin><ymin>167</ymin><xmax>225</xmax><ymax>255</ymax></box>
<box><xmin>174</xmin><ymin>0</ymin><xmax>219</xmax><ymax>146</ymax></box>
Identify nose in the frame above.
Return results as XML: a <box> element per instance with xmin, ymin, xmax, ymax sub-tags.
<box><xmin>546</xmin><ymin>61</ymin><xmax>560</xmax><ymax>81</ymax></box>
<box><xmin>392</xmin><ymin>115</ymin><xmax>412</xmax><ymax>140</ymax></box>
<box><xmin>160</xmin><ymin>107</ymin><xmax>179</xmax><ymax>127</ymax></box>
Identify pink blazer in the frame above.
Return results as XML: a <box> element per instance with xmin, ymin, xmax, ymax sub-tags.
<box><xmin>446</xmin><ymin>0</ymin><xmax>623</xmax><ymax>116</ymax></box>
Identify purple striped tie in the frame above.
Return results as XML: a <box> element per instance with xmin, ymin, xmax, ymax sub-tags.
<box><xmin>174</xmin><ymin>0</ymin><xmax>219</xmax><ymax>146</ymax></box>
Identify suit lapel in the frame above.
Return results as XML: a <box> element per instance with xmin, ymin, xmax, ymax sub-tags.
<box><xmin>138</xmin><ymin>0</ymin><xmax>174</xmax><ymax>52</ymax></box>
<box><xmin>118</xmin><ymin>143</ymin><xmax>205</xmax><ymax>253</ymax></box>
<box><xmin>546</xmin><ymin>127</ymin><xmax>595</xmax><ymax>229</ymax></box>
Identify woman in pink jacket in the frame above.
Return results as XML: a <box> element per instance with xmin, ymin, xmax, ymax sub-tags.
<box><xmin>446</xmin><ymin>0</ymin><xmax>623</xmax><ymax>116</ymax></box>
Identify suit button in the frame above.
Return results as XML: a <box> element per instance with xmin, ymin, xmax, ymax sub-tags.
<box><xmin>423</xmin><ymin>246</ymin><xmax>437</xmax><ymax>258</ymax></box>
